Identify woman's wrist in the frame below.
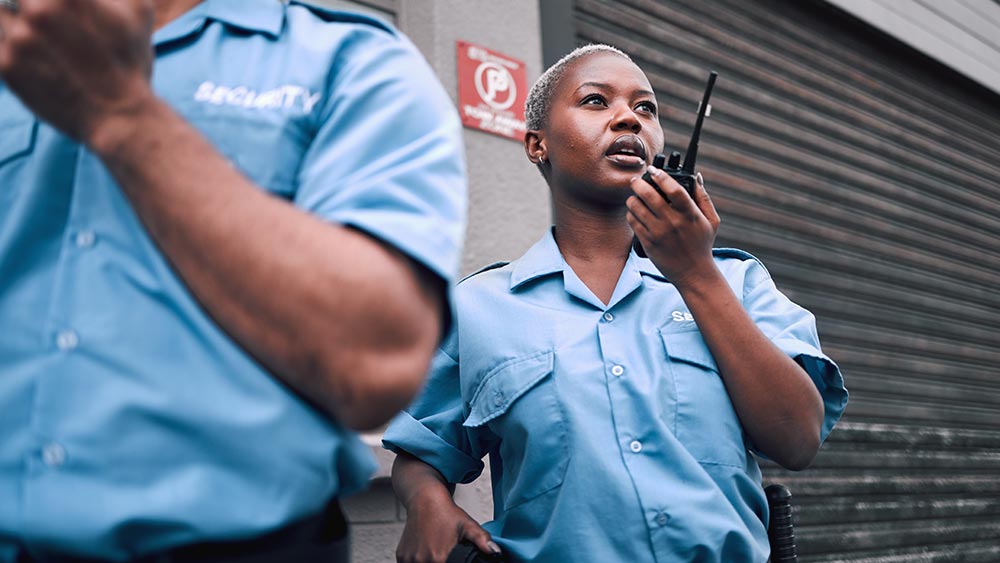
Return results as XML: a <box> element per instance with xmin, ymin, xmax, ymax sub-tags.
<box><xmin>405</xmin><ymin>480</ymin><xmax>456</xmax><ymax>512</ymax></box>
<box><xmin>669</xmin><ymin>259</ymin><xmax>724</xmax><ymax>294</ymax></box>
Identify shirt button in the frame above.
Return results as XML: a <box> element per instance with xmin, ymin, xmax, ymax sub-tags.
<box><xmin>602</xmin><ymin>312</ymin><xmax>614</xmax><ymax>322</ymax></box>
<box><xmin>656</xmin><ymin>512</ymin><xmax>669</xmax><ymax>526</ymax></box>
<box><xmin>41</xmin><ymin>443</ymin><xmax>66</xmax><ymax>467</ymax></box>
<box><xmin>611</xmin><ymin>365</ymin><xmax>625</xmax><ymax>377</ymax></box>
<box><xmin>74</xmin><ymin>230</ymin><xmax>96</xmax><ymax>249</ymax></box>
<box><xmin>493</xmin><ymin>392</ymin><xmax>504</xmax><ymax>406</ymax></box>
<box><xmin>56</xmin><ymin>330</ymin><xmax>79</xmax><ymax>351</ymax></box>
<box><xmin>629</xmin><ymin>440</ymin><xmax>643</xmax><ymax>453</ymax></box>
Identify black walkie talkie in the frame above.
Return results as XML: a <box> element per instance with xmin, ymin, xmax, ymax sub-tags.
<box><xmin>634</xmin><ymin>71</ymin><xmax>718</xmax><ymax>258</ymax></box>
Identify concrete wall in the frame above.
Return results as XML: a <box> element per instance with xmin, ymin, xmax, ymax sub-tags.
<box><xmin>398</xmin><ymin>0</ymin><xmax>551</xmax><ymax>275</ymax></box>
<box><xmin>308</xmin><ymin>1</ymin><xmax>549</xmax><ymax>561</ymax></box>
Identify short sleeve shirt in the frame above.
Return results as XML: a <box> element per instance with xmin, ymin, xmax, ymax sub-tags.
<box><xmin>0</xmin><ymin>1</ymin><xmax>466</xmax><ymax>559</ymax></box>
<box><xmin>384</xmin><ymin>230</ymin><xmax>847</xmax><ymax>563</ymax></box>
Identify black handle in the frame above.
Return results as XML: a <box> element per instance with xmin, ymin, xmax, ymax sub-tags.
<box><xmin>765</xmin><ymin>484</ymin><xmax>798</xmax><ymax>563</ymax></box>
<box><xmin>446</xmin><ymin>541</ymin><xmax>503</xmax><ymax>563</ymax></box>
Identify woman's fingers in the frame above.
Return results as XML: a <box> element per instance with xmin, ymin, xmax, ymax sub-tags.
<box><xmin>461</xmin><ymin>519</ymin><xmax>502</xmax><ymax>556</ymax></box>
<box><xmin>692</xmin><ymin>172</ymin><xmax>720</xmax><ymax>229</ymax></box>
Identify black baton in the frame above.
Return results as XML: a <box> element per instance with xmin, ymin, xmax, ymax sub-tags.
<box><xmin>446</xmin><ymin>540</ymin><xmax>503</xmax><ymax>563</ymax></box>
<box><xmin>765</xmin><ymin>484</ymin><xmax>798</xmax><ymax>563</ymax></box>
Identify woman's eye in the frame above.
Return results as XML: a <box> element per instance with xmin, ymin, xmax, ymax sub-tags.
<box><xmin>582</xmin><ymin>94</ymin><xmax>607</xmax><ymax>106</ymax></box>
<box><xmin>636</xmin><ymin>101</ymin><xmax>657</xmax><ymax>114</ymax></box>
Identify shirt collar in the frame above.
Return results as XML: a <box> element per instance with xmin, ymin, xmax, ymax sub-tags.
<box><xmin>509</xmin><ymin>228</ymin><xmax>669</xmax><ymax>291</ymax></box>
<box><xmin>509</xmin><ymin>228</ymin><xmax>567</xmax><ymax>291</ymax></box>
<box><xmin>635</xmin><ymin>253</ymin><xmax>668</xmax><ymax>281</ymax></box>
<box><xmin>154</xmin><ymin>0</ymin><xmax>285</xmax><ymax>46</ymax></box>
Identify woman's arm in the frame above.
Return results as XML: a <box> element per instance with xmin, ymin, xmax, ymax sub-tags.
<box><xmin>392</xmin><ymin>452</ymin><xmax>501</xmax><ymax>563</ymax></box>
<box><xmin>667</xmin><ymin>267</ymin><xmax>824</xmax><ymax>469</ymax></box>
<box><xmin>628</xmin><ymin>170</ymin><xmax>824</xmax><ymax>470</ymax></box>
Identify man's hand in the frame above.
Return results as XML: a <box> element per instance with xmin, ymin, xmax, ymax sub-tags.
<box><xmin>0</xmin><ymin>0</ymin><xmax>155</xmax><ymax>144</ymax></box>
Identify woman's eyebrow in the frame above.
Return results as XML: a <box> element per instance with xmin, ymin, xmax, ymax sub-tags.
<box><xmin>574</xmin><ymin>82</ymin><xmax>655</xmax><ymax>98</ymax></box>
<box><xmin>576</xmin><ymin>81</ymin><xmax>612</xmax><ymax>92</ymax></box>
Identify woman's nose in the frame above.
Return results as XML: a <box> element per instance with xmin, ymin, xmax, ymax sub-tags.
<box><xmin>611</xmin><ymin>105</ymin><xmax>642</xmax><ymax>133</ymax></box>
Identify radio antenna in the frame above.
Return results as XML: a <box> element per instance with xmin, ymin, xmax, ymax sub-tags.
<box><xmin>680</xmin><ymin>71</ymin><xmax>718</xmax><ymax>174</ymax></box>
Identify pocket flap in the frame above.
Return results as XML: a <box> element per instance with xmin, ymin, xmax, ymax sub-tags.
<box><xmin>660</xmin><ymin>329</ymin><xmax>718</xmax><ymax>372</ymax></box>
<box><xmin>0</xmin><ymin>120</ymin><xmax>37</xmax><ymax>167</ymax></box>
<box><xmin>464</xmin><ymin>350</ymin><xmax>554</xmax><ymax>427</ymax></box>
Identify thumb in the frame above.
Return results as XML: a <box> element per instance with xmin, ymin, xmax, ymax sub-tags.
<box><xmin>461</xmin><ymin>520</ymin><xmax>501</xmax><ymax>556</ymax></box>
<box><xmin>694</xmin><ymin>172</ymin><xmax>720</xmax><ymax>226</ymax></box>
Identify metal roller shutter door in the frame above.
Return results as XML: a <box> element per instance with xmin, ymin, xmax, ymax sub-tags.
<box><xmin>565</xmin><ymin>0</ymin><xmax>1000</xmax><ymax>560</ymax></box>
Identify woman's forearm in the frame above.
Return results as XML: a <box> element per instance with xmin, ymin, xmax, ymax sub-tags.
<box><xmin>676</xmin><ymin>267</ymin><xmax>825</xmax><ymax>470</ymax></box>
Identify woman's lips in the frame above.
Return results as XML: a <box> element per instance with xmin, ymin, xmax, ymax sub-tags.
<box><xmin>605</xmin><ymin>134</ymin><xmax>648</xmax><ymax>169</ymax></box>
<box><xmin>606</xmin><ymin>153</ymin><xmax>647</xmax><ymax>168</ymax></box>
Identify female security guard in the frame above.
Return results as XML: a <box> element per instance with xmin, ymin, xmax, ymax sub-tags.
<box><xmin>383</xmin><ymin>44</ymin><xmax>847</xmax><ymax>563</ymax></box>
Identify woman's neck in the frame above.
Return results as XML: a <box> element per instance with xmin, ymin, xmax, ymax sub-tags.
<box><xmin>551</xmin><ymin>201</ymin><xmax>634</xmax><ymax>305</ymax></box>
<box><xmin>551</xmin><ymin>197</ymin><xmax>632</xmax><ymax>260</ymax></box>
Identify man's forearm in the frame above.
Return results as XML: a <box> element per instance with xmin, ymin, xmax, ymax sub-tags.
<box><xmin>88</xmin><ymin>93</ymin><xmax>442</xmax><ymax>429</ymax></box>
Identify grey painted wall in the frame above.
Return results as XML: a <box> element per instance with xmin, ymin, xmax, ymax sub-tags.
<box><xmin>306</xmin><ymin>1</ymin><xmax>548</xmax><ymax>561</ymax></box>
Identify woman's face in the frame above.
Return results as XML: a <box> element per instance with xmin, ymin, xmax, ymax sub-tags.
<box><xmin>535</xmin><ymin>52</ymin><xmax>665</xmax><ymax>205</ymax></box>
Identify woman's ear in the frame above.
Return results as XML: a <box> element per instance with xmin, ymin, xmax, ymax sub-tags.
<box><xmin>524</xmin><ymin>130</ymin><xmax>547</xmax><ymax>165</ymax></box>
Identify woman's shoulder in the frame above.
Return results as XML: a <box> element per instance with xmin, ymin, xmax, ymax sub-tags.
<box><xmin>712</xmin><ymin>247</ymin><xmax>756</xmax><ymax>261</ymax></box>
<box><xmin>711</xmin><ymin>247</ymin><xmax>774</xmax><ymax>291</ymax></box>
<box><xmin>459</xmin><ymin>260</ymin><xmax>512</xmax><ymax>284</ymax></box>
<box><xmin>454</xmin><ymin>260</ymin><xmax>514</xmax><ymax>302</ymax></box>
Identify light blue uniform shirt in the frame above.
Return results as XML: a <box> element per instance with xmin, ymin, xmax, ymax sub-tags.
<box><xmin>0</xmin><ymin>1</ymin><xmax>466</xmax><ymax>559</ymax></box>
<box><xmin>384</xmin><ymin>230</ymin><xmax>847</xmax><ymax>563</ymax></box>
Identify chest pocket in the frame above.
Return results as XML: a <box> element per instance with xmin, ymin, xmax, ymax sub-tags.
<box><xmin>661</xmin><ymin>328</ymin><xmax>746</xmax><ymax>467</ymax></box>
<box><xmin>179</xmin><ymin>108</ymin><xmax>310</xmax><ymax>198</ymax></box>
<box><xmin>463</xmin><ymin>350</ymin><xmax>568</xmax><ymax>511</ymax></box>
<box><xmin>0</xmin><ymin>92</ymin><xmax>38</xmax><ymax>168</ymax></box>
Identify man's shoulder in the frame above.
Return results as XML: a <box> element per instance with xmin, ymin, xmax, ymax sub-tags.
<box><xmin>286</xmin><ymin>1</ymin><xmax>397</xmax><ymax>36</ymax></box>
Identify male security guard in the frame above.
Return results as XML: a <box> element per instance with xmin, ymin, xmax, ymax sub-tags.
<box><xmin>0</xmin><ymin>0</ymin><xmax>466</xmax><ymax>560</ymax></box>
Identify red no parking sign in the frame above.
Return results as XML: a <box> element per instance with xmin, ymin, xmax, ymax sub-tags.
<box><xmin>457</xmin><ymin>40</ymin><xmax>528</xmax><ymax>141</ymax></box>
